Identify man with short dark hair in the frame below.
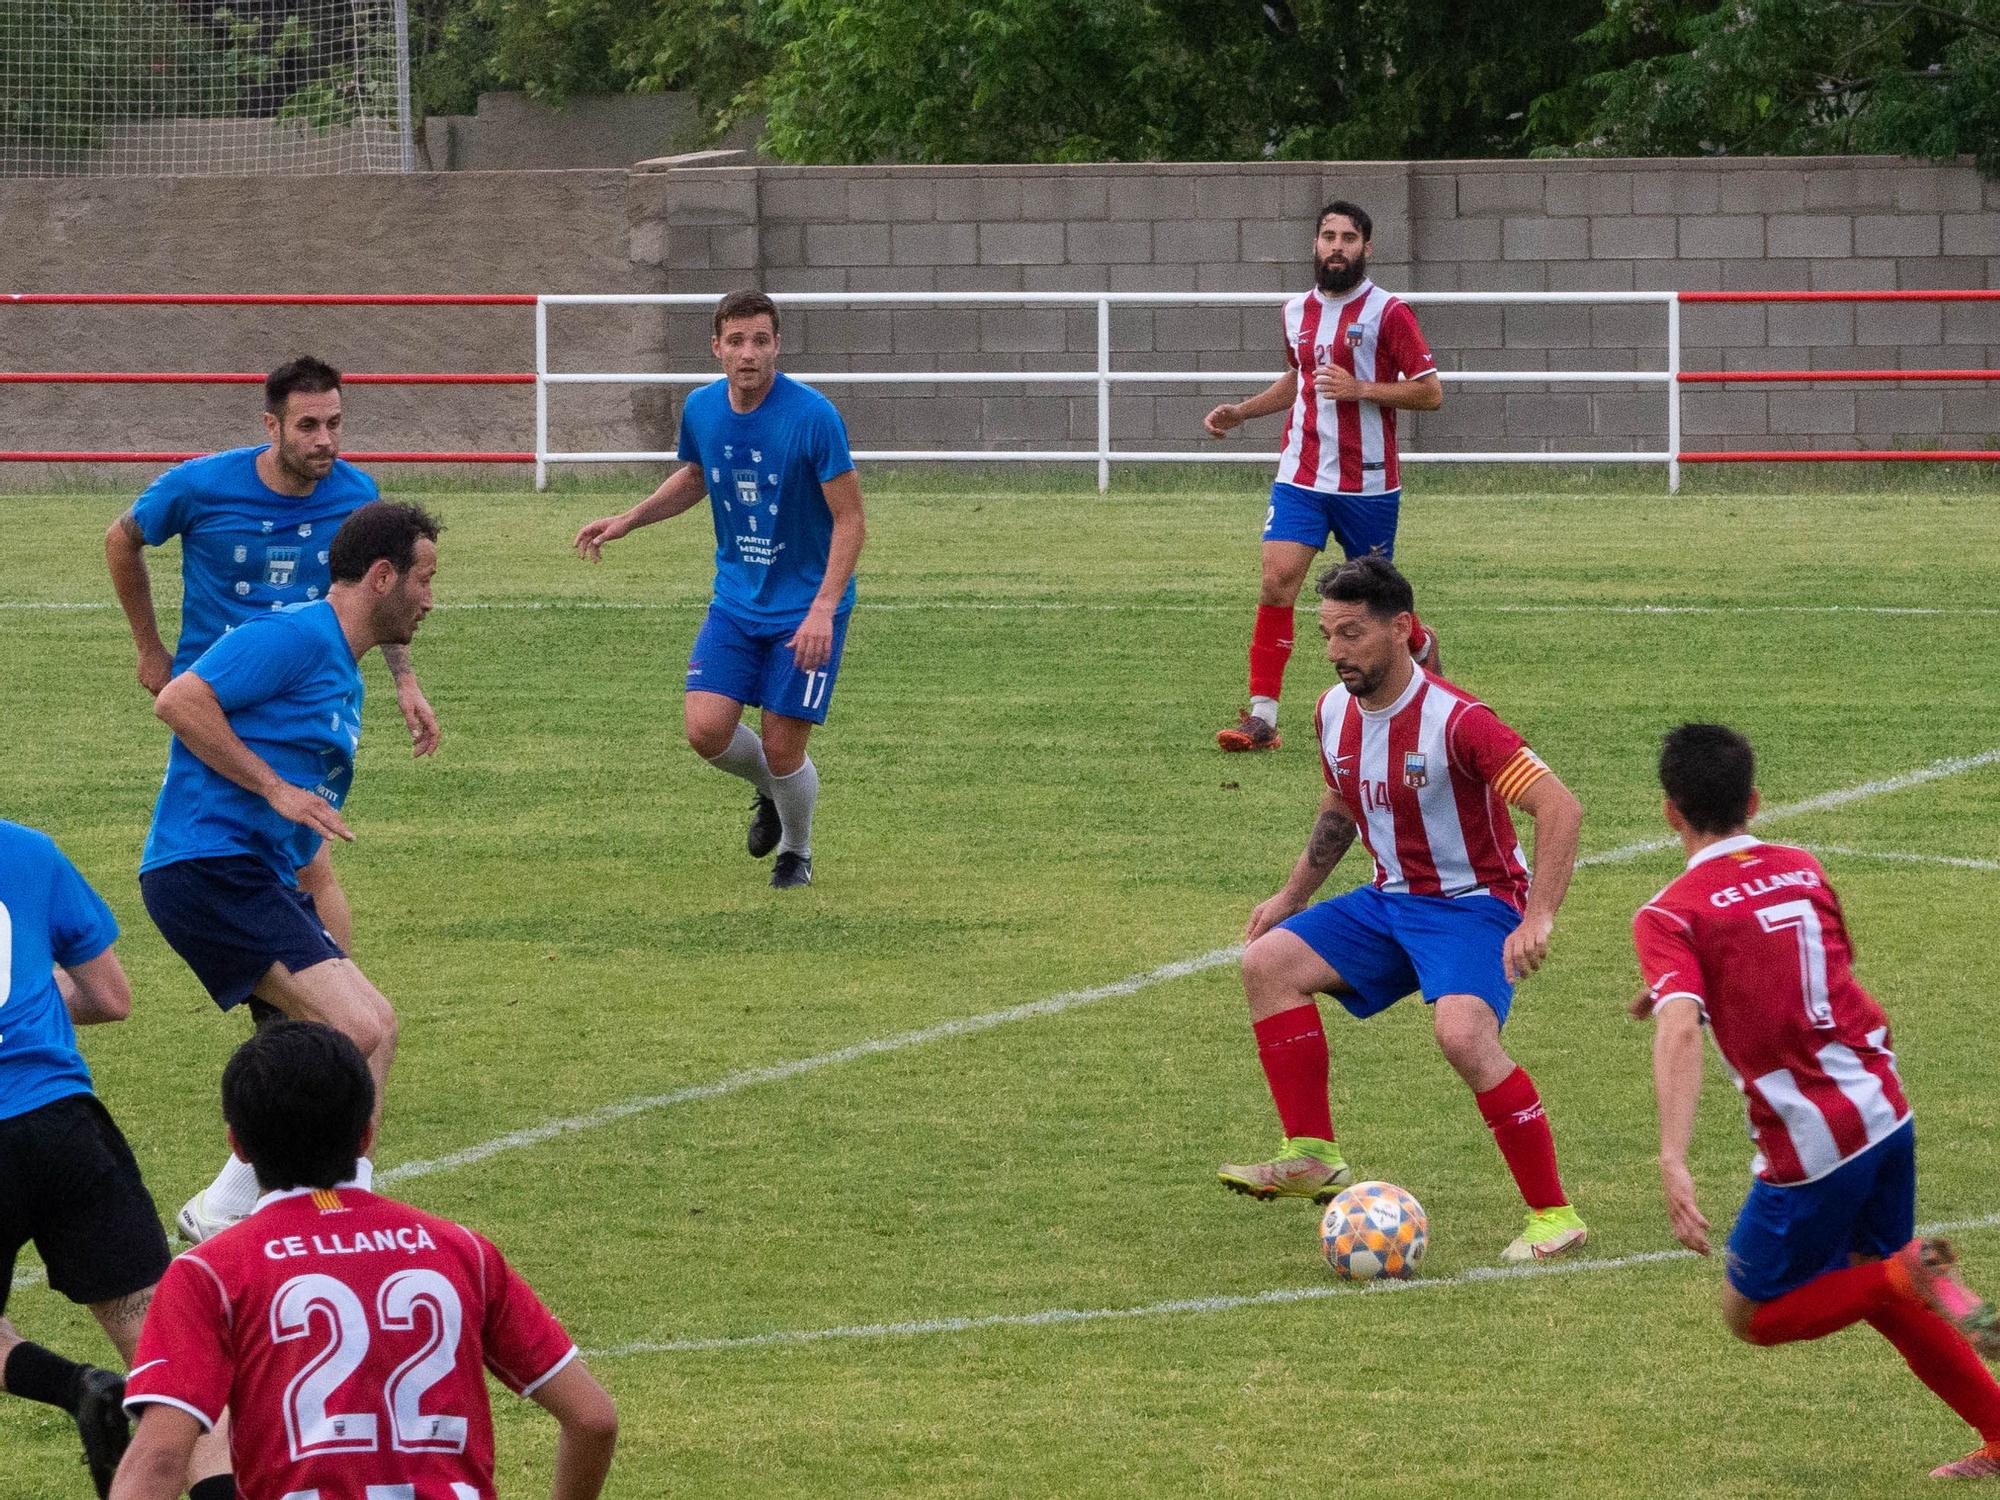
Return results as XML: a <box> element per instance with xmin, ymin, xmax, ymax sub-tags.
<box><xmin>1221</xmin><ymin>556</ymin><xmax>1589</xmax><ymax>1263</ymax></box>
<box><xmin>141</xmin><ymin>500</ymin><xmax>441</xmax><ymax>1243</ymax></box>
<box><xmin>575</xmin><ymin>289</ymin><xmax>866</xmax><ymax>889</ymax></box>
<box><xmin>113</xmin><ymin>1021</ymin><xmax>618</xmax><ymax>1500</ymax></box>
<box><xmin>104</xmin><ymin>357</ymin><xmax>440</xmax><ymax>998</ymax></box>
<box><xmin>1203</xmin><ymin>201</ymin><xmax>1443</xmax><ymax>752</ymax></box>
<box><xmin>0</xmin><ymin>819</ymin><xmax>234</xmax><ymax>1497</ymax></box>
<box><xmin>1635</xmin><ymin>723</ymin><xmax>2000</xmax><ymax>1481</ymax></box>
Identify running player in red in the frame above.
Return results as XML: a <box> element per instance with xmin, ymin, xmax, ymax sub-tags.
<box><xmin>1221</xmin><ymin>556</ymin><xmax>1588</xmax><ymax>1263</ymax></box>
<box><xmin>1635</xmin><ymin>723</ymin><xmax>2000</xmax><ymax>1481</ymax></box>
<box><xmin>112</xmin><ymin>1021</ymin><xmax>617</xmax><ymax>1500</ymax></box>
<box><xmin>1203</xmin><ymin>200</ymin><xmax>1443</xmax><ymax>752</ymax></box>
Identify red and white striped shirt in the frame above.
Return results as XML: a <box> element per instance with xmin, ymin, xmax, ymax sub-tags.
<box><xmin>1278</xmin><ymin>280</ymin><xmax>1437</xmax><ymax>496</ymax></box>
<box><xmin>1313</xmin><ymin>669</ymin><xmax>1548</xmax><ymax>912</ymax></box>
<box><xmin>1633</xmin><ymin>837</ymin><xmax>1911</xmax><ymax>1185</ymax></box>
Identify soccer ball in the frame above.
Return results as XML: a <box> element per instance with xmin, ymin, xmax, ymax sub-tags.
<box><xmin>1320</xmin><ymin>1181</ymin><xmax>1428</xmax><ymax>1281</ymax></box>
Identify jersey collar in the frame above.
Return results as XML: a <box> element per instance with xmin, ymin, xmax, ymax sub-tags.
<box><xmin>1355</xmin><ymin>659</ymin><xmax>1426</xmax><ymax>720</ymax></box>
<box><xmin>1686</xmin><ymin>832</ymin><xmax>1760</xmax><ymax>870</ymax></box>
<box><xmin>253</xmin><ymin>1175</ymin><xmax>365</xmax><ymax>1214</ymax></box>
<box><xmin>1310</xmin><ymin>278</ymin><xmax>1376</xmax><ymax>310</ymax></box>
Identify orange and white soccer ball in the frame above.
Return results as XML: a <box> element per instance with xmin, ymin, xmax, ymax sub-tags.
<box><xmin>1320</xmin><ymin>1180</ymin><xmax>1428</xmax><ymax>1280</ymax></box>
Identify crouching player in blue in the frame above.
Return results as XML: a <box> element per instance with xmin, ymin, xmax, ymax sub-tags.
<box><xmin>575</xmin><ymin>289</ymin><xmax>866</xmax><ymax>889</ymax></box>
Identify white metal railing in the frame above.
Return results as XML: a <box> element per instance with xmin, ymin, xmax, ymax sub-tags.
<box><xmin>534</xmin><ymin>291</ymin><xmax>1682</xmax><ymax>493</ymax></box>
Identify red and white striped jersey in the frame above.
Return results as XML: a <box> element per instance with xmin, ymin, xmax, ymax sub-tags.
<box><xmin>1313</xmin><ymin>669</ymin><xmax>1548</xmax><ymax>911</ymax></box>
<box><xmin>1633</xmin><ymin>837</ymin><xmax>1911</xmax><ymax>1185</ymax></box>
<box><xmin>1278</xmin><ymin>280</ymin><xmax>1437</xmax><ymax>497</ymax></box>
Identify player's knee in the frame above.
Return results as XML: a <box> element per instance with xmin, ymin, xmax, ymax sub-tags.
<box><xmin>763</xmin><ymin>740</ymin><xmax>805</xmax><ymax>777</ymax></box>
<box><xmin>686</xmin><ymin>719</ymin><xmax>733</xmax><ymax>759</ymax></box>
<box><xmin>1240</xmin><ymin>936</ymin><xmax>1296</xmax><ymax>999</ymax></box>
<box><xmin>1257</xmin><ymin>570</ymin><xmax>1303</xmax><ymax>607</ymax></box>
<box><xmin>337</xmin><ymin>994</ymin><xmax>397</xmax><ymax>1061</ymax></box>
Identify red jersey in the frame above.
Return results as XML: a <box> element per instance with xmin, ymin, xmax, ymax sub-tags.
<box><xmin>124</xmin><ymin>1186</ymin><xmax>576</xmax><ymax>1500</ymax></box>
<box><xmin>1314</xmin><ymin>669</ymin><xmax>1549</xmax><ymax>911</ymax></box>
<box><xmin>1277</xmin><ymin>280</ymin><xmax>1437</xmax><ymax>497</ymax></box>
<box><xmin>1633</xmin><ymin>836</ymin><xmax>1911</xmax><ymax>1185</ymax></box>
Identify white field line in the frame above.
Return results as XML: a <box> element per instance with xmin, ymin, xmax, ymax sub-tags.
<box><xmin>1807</xmin><ymin>845</ymin><xmax>2000</xmax><ymax>873</ymax></box>
<box><xmin>6</xmin><ymin>598</ymin><xmax>2000</xmax><ymax>618</ymax></box>
<box><xmin>590</xmin><ymin>1210</ymin><xmax>2000</xmax><ymax>1358</ymax></box>
<box><xmin>9</xmin><ymin>752</ymin><xmax>1996</xmax><ymax>1297</ymax></box>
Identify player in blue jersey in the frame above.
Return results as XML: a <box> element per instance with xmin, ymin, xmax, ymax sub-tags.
<box><xmin>105</xmin><ymin>357</ymin><xmax>440</xmax><ymax>957</ymax></box>
<box><xmin>0</xmin><ymin>822</ymin><xmax>231</xmax><ymax>1498</ymax></box>
<box><xmin>575</xmin><ymin>289</ymin><xmax>867</xmax><ymax>889</ymax></box>
<box><xmin>140</xmin><ymin>500</ymin><xmax>440</xmax><ymax>1245</ymax></box>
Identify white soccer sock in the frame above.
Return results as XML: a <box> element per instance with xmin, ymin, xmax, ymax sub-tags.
<box><xmin>204</xmin><ymin>1152</ymin><xmax>264</xmax><ymax>1218</ymax></box>
<box><xmin>1250</xmin><ymin>696</ymin><xmax>1280</xmax><ymax>728</ymax></box>
<box><xmin>702</xmin><ymin>721</ymin><xmax>776</xmax><ymax>797</ymax></box>
<box><xmin>352</xmin><ymin>1156</ymin><xmax>375</xmax><ymax>1190</ymax></box>
<box><xmin>771</xmin><ymin>757</ymin><xmax>819</xmax><ymax>856</ymax></box>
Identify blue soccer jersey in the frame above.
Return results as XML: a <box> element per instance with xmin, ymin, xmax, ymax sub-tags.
<box><xmin>141</xmin><ymin>600</ymin><xmax>364</xmax><ymax>884</ymax></box>
<box><xmin>676</xmin><ymin>373</ymin><xmax>858</xmax><ymax>627</ymax></box>
<box><xmin>0</xmin><ymin>822</ymin><xmax>120</xmax><ymax>1121</ymax></box>
<box><xmin>130</xmin><ymin>446</ymin><xmax>380</xmax><ymax>672</ymax></box>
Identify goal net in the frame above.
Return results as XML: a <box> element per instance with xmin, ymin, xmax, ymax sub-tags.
<box><xmin>0</xmin><ymin>0</ymin><xmax>413</xmax><ymax>176</ymax></box>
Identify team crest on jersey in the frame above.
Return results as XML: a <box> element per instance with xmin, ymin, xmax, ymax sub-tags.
<box><xmin>1402</xmin><ymin>752</ymin><xmax>1428</xmax><ymax>789</ymax></box>
<box><xmin>265</xmin><ymin>546</ymin><xmax>300</xmax><ymax>586</ymax></box>
<box><xmin>733</xmin><ymin>468</ymin><xmax>760</xmax><ymax>508</ymax></box>
<box><xmin>233</xmin><ymin>544</ymin><xmax>248</xmax><ymax>563</ymax></box>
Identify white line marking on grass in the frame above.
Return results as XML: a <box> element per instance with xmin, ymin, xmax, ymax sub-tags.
<box><xmin>1807</xmin><ymin>845</ymin><xmax>2000</xmax><ymax>873</ymax></box>
<box><xmin>587</xmin><ymin>1210</ymin><xmax>2000</xmax><ymax>1358</ymax></box>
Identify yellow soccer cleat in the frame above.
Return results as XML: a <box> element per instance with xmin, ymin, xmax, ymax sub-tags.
<box><xmin>1500</xmin><ymin>1204</ymin><xmax>1588</xmax><ymax>1263</ymax></box>
<box><xmin>1217</xmin><ymin>1137</ymin><xmax>1352</xmax><ymax>1202</ymax></box>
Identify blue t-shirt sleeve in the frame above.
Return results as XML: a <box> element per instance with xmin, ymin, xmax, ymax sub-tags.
<box><xmin>676</xmin><ymin>396</ymin><xmax>703</xmax><ymax>465</ymax></box>
<box><xmin>45</xmin><ymin>843</ymin><xmax>119</xmax><ymax>968</ymax></box>
<box><xmin>809</xmin><ymin>401</ymin><xmax>855</xmax><ymax>484</ymax></box>
<box><xmin>130</xmin><ymin>463</ymin><xmax>196</xmax><ymax>545</ymax></box>
<box><xmin>191</xmin><ymin>616</ymin><xmax>315</xmax><ymax>711</ymax></box>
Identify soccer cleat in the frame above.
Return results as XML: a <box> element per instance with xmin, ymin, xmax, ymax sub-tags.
<box><xmin>1216</xmin><ymin>710</ymin><xmax>1281</xmax><ymax>753</ymax></box>
<box><xmin>1930</xmin><ymin>1445</ymin><xmax>2000</xmax><ymax>1480</ymax></box>
<box><xmin>1897</xmin><ymin>1239</ymin><xmax>2000</xmax><ymax>1360</ymax></box>
<box><xmin>746</xmin><ymin>792</ymin><xmax>781</xmax><ymax>859</ymax></box>
<box><xmin>1217</xmin><ymin>1138</ymin><xmax>1352</xmax><ymax>1202</ymax></box>
<box><xmin>73</xmin><ymin>1367</ymin><xmax>130</xmax><ymax>1500</ymax></box>
<box><xmin>175</xmin><ymin>1189</ymin><xmax>239</xmax><ymax>1245</ymax></box>
<box><xmin>1499</xmin><ymin>1204</ymin><xmax>1589</xmax><ymax>1263</ymax></box>
<box><xmin>770</xmin><ymin>852</ymin><xmax>813</xmax><ymax>889</ymax></box>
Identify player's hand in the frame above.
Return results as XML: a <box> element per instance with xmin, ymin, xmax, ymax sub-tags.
<box><xmin>573</xmin><ymin>514</ymin><xmax>629</xmax><ymax>562</ymax></box>
<box><xmin>265</xmin><ymin>783</ymin><xmax>355</xmax><ymax>843</ymax></box>
<box><xmin>136</xmin><ymin>642</ymin><xmax>173</xmax><ymax>697</ymax></box>
<box><xmin>1660</xmin><ymin>1157</ymin><xmax>1711</xmax><ymax>1255</ymax></box>
<box><xmin>1203</xmin><ymin>403</ymin><xmax>1243</xmax><ymax>439</ymax></box>
<box><xmin>1503</xmin><ymin>912</ymin><xmax>1554</xmax><ymax>982</ymax></box>
<box><xmin>397</xmin><ymin>680</ymin><xmax>441</xmax><ymax>758</ymax></box>
<box><xmin>1246</xmin><ymin>891</ymin><xmax>1306</xmax><ymax>942</ymax></box>
<box><xmin>1313</xmin><ymin>366</ymin><xmax>1364</xmax><ymax>402</ymax></box>
<box><xmin>788</xmin><ymin>604</ymin><xmax>837</xmax><ymax>673</ymax></box>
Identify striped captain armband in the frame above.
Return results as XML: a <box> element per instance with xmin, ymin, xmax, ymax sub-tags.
<box><xmin>1490</xmin><ymin>747</ymin><xmax>1550</xmax><ymax>806</ymax></box>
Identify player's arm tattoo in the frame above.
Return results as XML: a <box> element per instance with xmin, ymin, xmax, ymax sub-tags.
<box><xmin>380</xmin><ymin>643</ymin><xmax>415</xmax><ymax>681</ymax></box>
<box><xmin>1303</xmin><ymin>805</ymin><xmax>1357</xmax><ymax>874</ymax></box>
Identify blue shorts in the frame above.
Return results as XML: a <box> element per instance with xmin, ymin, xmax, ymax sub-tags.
<box><xmin>1263</xmin><ymin>481</ymin><xmax>1402</xmax><ymax>558</ymax></box>
<box><xmin>1726</xmin><ymin>1120</ymin><xmax>1917</xmax><ymax>1303</ymax></box>
<box><xmin>139</xmin><ymin>854</ymin><xmax>345</xmax><ymax>1012</ymax></box>
<box><xmin>1278</xmin><ymin>884</ymin><xmax>1520</xmax><ymax>1024</ymax></box>
<box><xmin>685</xmin><ymin>605</ymin><xmax>851</xmax><ymax>725</ymax></box>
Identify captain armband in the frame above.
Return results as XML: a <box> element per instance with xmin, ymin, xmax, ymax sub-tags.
<box><xmin>1490</xmin><ymin>747</ymin><xmax>1550</xmax><ymax>808</ymax></box>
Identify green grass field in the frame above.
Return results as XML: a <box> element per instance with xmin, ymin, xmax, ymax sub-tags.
<box><xmin>3</xmin><ymin>473</ymin><xmax>1999</xmax><ymax>1498</ymax></box>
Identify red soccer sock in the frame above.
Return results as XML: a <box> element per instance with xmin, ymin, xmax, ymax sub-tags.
<box><xmin>1869</xmin><ymin>1297</ymin><xmax>2000</xmax><ymax>1443</ymax></box>
<box><xmin>1474</xmin><ymin>1066</ymin><xmax>1568</xmax><ymax>1211</ymax></box>
<box><xmin>1747</xmin><ymin>1259</ymin><xmax>1896</xmax><ymax>1345</ymax></box>
<box><xmin>1248</xmin><ymin>604</ymin><xmax>1295</xmax><ymax>703</ymax></box>
<box><xmin>1253</xmin><ymin>1005</ymin><xmax>1334</xmax><ymax>1143</ymax></box>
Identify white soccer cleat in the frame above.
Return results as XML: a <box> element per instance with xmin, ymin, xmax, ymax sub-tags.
<box><xmin>175</xmin><ymin>1189</ymin><xmax>241</xmax><ymax>1245</ymax></box>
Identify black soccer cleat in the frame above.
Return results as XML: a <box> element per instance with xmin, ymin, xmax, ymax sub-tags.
<box><xmin>747</xmin><ymin>793</ymin><xmax>782</xmax><ymax>859</ymax></box>
<box><xmin>770</xmin><ymin>852</ymin><xmax>813</xmax><ymax>889</ymax></box>
<box><xmin>74</xmin><ymin>1366</ymin><xmax>131</xmax><ymax>1500</ymax></box>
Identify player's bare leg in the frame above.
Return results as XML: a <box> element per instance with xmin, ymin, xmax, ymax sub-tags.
<box><xmin>686</xmin><ymin>690</ymin><xmax>784</xmax><ymax>861</ymax></box>
<box><xmin>759</xmin><ymin>711</ymin><xmax>818</xmax><ymax>888</ymax></box>
<box><xmin>1220</xmin><ymin>540</ymin><xmax>1316</xmax><ymax>752</ymax></box>
<box><xmin>1219</xmin><ymin>930</ymin><xmax>1351</xmax><ymax>1199</ymax></box>
<box><xmin>295</xmin><ymin>842</ymin><xmax>353</xmax><ymax>951</ymax></box>
<box><xmin>1433</xmin><ymin>995</ymin><xmax>1586</xmax><ymax>1261</ymax></box>
<box><xmin>180</xmin><ymin>956</ymin><xmax>397</xmax><ymax>1244</ymax></box>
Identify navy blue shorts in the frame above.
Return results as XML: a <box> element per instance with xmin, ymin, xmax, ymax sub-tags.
<box><xmin>1263</xmin><ymin>481</ymin><xmax>1401</xmax><ymax>558</ymax></box>
<box><xmin>1726</xmin><ymin>1120</ymin><xmax>1917</xmax><ymax>1303</ymax></box>
<box><xmin>140</xmin><ymin>854</ymin><xmax>345</xmax><ymax>1012</ymax></box>
<box><xmin>1278</xmin><ymin>883</ymin><xmax>1521</xmax><ymax>1024</ymax></box>
<box><xmin>685</xmin><ymin>604</ymin><xmax>851</xmax><ymax>725</ymax></box>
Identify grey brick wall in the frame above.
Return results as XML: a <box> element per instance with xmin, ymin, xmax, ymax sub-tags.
<box><xmin>1</xmin><ymin>153</ymin><xmax>1995</xmax><ymax>480</ymax></box>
